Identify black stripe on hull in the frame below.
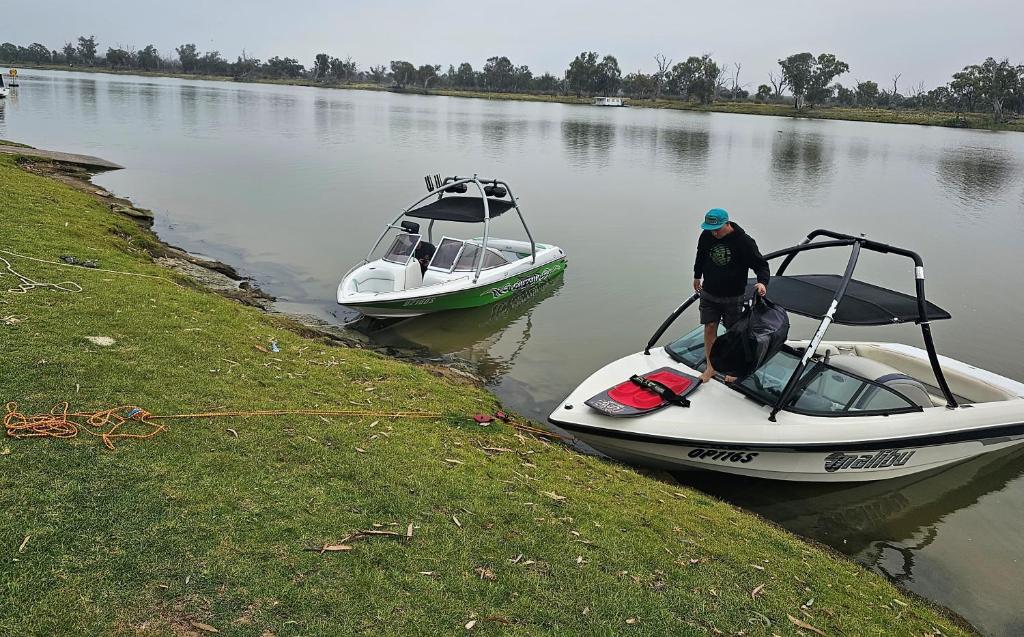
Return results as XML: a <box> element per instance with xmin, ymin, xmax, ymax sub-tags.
<box><xmin>548</xmin><ymin>417</ymin><xmax>1024</xmax><ymax>453</ymax></box>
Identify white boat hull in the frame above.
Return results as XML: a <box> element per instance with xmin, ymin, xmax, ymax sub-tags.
<box><xmin>567</xmin><ymin>428</ymin><xmax>1024</xmax><ymax>482</ymax></box>
<box><xmin>550</xmin><ymin>343</ymin><xmax>1024</xmax><ymax>482</ymax></box>
<box><xmin>339</xmin><ymin>243</ymin><xmax>566</xmax><ymax>319</ymax></box>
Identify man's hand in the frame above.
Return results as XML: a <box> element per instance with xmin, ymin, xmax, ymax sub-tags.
<box><xmin>754</xmin><ymin>282</ymin><xmax>767</xmax><ymax>297</ymax></box>
<box><xmin>693</xmin><ymin>278</ymin><xmax>702</xmax><ymax>294</ymax></box>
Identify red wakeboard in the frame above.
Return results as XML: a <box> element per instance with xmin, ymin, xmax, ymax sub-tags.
<box><xmin>585</xmin><ymin>367</ymin><xmax>700</xmax><ymax>417</ymax></box>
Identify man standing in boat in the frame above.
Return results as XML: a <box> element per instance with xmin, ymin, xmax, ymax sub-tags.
<box><xmin>692</xmin><ymin>208</ymin><xmax>770</xmax><ymax>383</ymax></box>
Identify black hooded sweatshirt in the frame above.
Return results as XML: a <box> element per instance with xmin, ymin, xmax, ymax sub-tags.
<box><xmin>693</xmin><ymin>222</ymin><xmax>770</xmax><ymax>297</ymax></box>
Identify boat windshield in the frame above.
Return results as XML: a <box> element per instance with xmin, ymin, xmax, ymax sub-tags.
<box><xmin>427</xmin><ymin>237</ymin><xmax>464</xmax><ymax>272</ymax></box>
<box><xmin>666</xmin><ymin>327</ymin><xmax>917</xmax><ymax>415</ymax></box>
<box><xmin>453</xmin><ymin>244</ymin><xmax>508</xmax><ymax>271</ymax></box>
<box><xmin>382</xmin><ymin>233</ymin><xmax>420</xmax><ymax>265</ymax></box>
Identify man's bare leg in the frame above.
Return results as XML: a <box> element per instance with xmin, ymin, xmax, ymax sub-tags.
<box><xmin>699</xmin><ymin>322</ymin><xmax>718</xmax><ymax>383</ymax></box>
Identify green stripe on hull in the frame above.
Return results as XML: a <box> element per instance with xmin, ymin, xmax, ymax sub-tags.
<box><xmin>350</xmin><ymin>259</ymin><xmax>566</xmax><ymax>315</ymax></box>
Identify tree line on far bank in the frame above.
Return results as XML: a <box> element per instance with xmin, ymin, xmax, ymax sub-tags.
<box><xmin>2</xmin><ymin>36</ymin><xmax>1022</xmax><ymax>123</ymax></box>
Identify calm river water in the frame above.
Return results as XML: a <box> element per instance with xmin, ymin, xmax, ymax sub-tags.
<box><xmin>3</xmin><ymin>69</ymin><xmax>1023</xmax><ymax>635</ymax></box>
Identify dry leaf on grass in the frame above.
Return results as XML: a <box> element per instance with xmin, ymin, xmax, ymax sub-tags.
<box><xmin>226</xmin><ymin>429</ymin><xmax>238</xmax><ymax>438</ymax></box>
<box><xmin>452</xmin><ymin>515</ymin><xmax>462</xmax><ymax>528</ymax></box>
<box><xmin>542</xmin><ymin>491</ymin><xmax>566</xmax><ymax>502</ymax></box>
<box><xmin>18</xmin><ymin>535</ymin><xmax>30</xmax><ymax>553</ymax></box>
<box><xmin>190</xmin><ymin>621</ymin><xmax>219</xmax><ymax>633</ymax></box>
<box><xmin>751</xmin><ymin>584</ymin><xmax>765</xmax><ymax>599</ymax></box>
<box><xmin>355</xmin><ymin>447</ymin><xmax>367</xmax><ymax>453</ymax></box>
<box><xmin>444</xmin><ymin>458</ymin><xmax>464</xmax><ymax>465</ymax></box>
<box><xmin>626</xmin><ymin>618</ymin><xmax>638</xmax><ymax>625</ymax></box>
<box><xmin>465</xmin><ymin>619</ymin><xmax>477</xmax><ymax>630</ymax></box>
<box><xmin>474</xmin><ymin>566</ymin><xmax>496</xmax><ymax>580</ymax></box>
<box><xmin>750</xmin><ymin>564</ymin><xmax>765</xmax><ymax>571</ymax></box>
<box><xmin>787</xmin><ymin>614</ymin><xmax>827</xmax><ymax>636</ymax></box>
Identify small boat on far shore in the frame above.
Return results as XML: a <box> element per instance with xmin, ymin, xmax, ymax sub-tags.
<box><xmin>593</xmin><ymin>96</ymin><xmax>625</xmax><ymax>107</ymax></box>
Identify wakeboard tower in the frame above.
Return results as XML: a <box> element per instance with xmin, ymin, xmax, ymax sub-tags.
<box><xmin>338</xmin><ymin>174</ymin><xmax>566</xmax><ymax>318</ymax></box>
<box><xmin>550</xmin><ymin>229</ymin><xmax>1024</xmax><ymax>482</ymax></box>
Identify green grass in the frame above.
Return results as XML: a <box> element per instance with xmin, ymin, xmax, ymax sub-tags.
<box><xmin>0</xmin><ymin>154</ymin><xmax>974</xmax><ymax>636</ymax></box>
<box><xmin>14</xmin><ymin>63</ymin><xmax>1022</xmax><ymax>132</ymax></box>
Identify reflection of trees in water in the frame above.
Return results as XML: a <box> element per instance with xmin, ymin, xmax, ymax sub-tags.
<box><xmin>846</xmin><ymin>138</ymin><xmax>870</xmax><ymax>167</ymax></box>
<box><xmin>138</xmin><ymin>83</ymin><xmax>160</xmax><ymax>122</ymax></box>
<box><xmin>769</xmin><ymin>131</ymin><xmax>834</xmax><ymax>198</ymax></box>
<box><xmin>74</xmin><ymin>77</ymin><xmax>98</xmax><ymax>118</ymax></box>
<box><xmin>936</xmin><ymin>146</ymin><xmax>1017</xmax><ymax>209</ymax></box>
<box><xmin>561</xmin><ymin>119</ymin><xmax>615</xmax><ymax>166</ymax></box>
<box><xmin>658</xmin><ymin>126</ymin><xmax>710</xmax><ymax>174</ymax></box>
<box><xmin>482</xmin><ymin>118</ymin><xmax>508</xmax><ymax>152</ymax></box>
<box><xmin>179</xmin><ymin>85</ymin><xmax>199</xmax><ymax>130</ymax></box>
<box><xmin>621</xmin><ymin>124</ymin><xmax>710</xmax><ymax>173</ymax></box>
<box><xmin>481</xmin><ymin>118</ymin><xmax>530</xmax><ymax>153</ymax></box>
<box><xmin>313</xmin><ymin>96</ymin><xmax>355</xmax><ymax>139</ymax></box>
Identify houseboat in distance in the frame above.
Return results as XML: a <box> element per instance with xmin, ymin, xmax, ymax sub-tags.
<box><xmin>593</xmin><ymin>96</ymin><xmax>626</xmax><ymax>107</ymax></box>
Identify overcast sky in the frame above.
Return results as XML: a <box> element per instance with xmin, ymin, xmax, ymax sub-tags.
<box><xmin>7</xmin><ymin>0</ymin><xmax>1023</xmax><ymax>90</ymax></box>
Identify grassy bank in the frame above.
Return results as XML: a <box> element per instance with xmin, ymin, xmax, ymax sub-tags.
<box><xmin>0</xmin><ymin>153</ymin><xmax>973</xmax><ymax>636</ymax></box>
<box><xmin>13</xmin><ymin>63</ymin><xmax>1023</xmax><ymax>132</ymax></box>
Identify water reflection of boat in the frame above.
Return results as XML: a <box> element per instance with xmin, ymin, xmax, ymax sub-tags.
<box><xmin>681</xmin><ymin>444</ymin><xmax>1024</xmax><ymax>571</ymax></box>
<box><xmin>362</xmin><ymin>275</ymin><xmax>564</xmax><ymax>381</ymax></box>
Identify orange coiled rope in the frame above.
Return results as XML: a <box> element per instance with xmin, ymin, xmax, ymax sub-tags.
<box><xmin>3</xmin><ymin>402</ymin><xmax>441</xmax><ymax>450</ymax></box>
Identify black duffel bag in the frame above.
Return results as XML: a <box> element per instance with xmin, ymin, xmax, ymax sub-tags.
<box><xmin>709</xmin><ymin>295</ymin><xmax>790</xmax><ymax>378</ymax></box>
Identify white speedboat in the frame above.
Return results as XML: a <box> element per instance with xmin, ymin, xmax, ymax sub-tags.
<box><xmin>0</xmin><ymin>74</ymin><xmax>8</xmax><ymax>98</ymax></box>
<box><xmin>550</xmin><ymin>229</ymin><xmax>1024</xmax><ymax>482</ymax></box>
<box><xmin>338</xmin><ymin>175</ymin><xmax>566</xmax><ymax>318</ymax></box>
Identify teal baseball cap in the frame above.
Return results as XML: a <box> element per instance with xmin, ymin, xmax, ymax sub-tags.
<box><xmin>701</xmin><ymin>208</ymin><xmax>729</xmax><ymax>230</ymax></box>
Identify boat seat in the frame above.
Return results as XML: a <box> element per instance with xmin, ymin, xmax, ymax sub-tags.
<box><xmin>414</xmin><ymin>242</ymin><xmax>436</xmax><ymax>274</ymax></box>
<box><xmin>827</xmin><ymin>355</ymin><xmax>933</xmax><ymax>408</ymax></box>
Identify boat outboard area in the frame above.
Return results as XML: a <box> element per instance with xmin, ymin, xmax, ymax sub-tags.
<box><xmin>550</xmin><ymin>229</ymin><xmax>1024</xmax><ymax>482</ymax></box>
<box><xmin>338</xmin><ymin>175</ymin><xmax>566</xmax><ymax>319</ymax></box>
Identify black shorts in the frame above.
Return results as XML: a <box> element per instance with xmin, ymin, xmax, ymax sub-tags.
<box><xmin>699</xmin><ymin>291</ymin><xmax>744</xmax><ymax>328</ymax></box>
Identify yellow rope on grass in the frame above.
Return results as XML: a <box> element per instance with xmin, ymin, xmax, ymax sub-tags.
<box><xmin>3</xmin><ymin>402</ymin><xmax>442</xmax><ymax>450</ymax></box>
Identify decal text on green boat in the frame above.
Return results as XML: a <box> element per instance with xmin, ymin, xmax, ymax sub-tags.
<box><xmin>488</xmin><ymin>266</ymin><xmax>560</xmax><ymax>299</ymax></box>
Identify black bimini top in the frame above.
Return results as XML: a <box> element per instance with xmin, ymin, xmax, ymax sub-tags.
<box><xmin>751</xmin><ymin>274</ymin><xmax>951</xmax><ymax>326</ymax></box>
<box><xmin>406</xmin><ymin>197</ymin><xmax>516</xmax><ymax>223</ymax></box>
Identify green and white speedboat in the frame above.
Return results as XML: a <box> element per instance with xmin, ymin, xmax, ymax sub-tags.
<box><xmin>337</xmin><ymin>175</ymin><xmax>566</xmax><ymax>318</ymax></box>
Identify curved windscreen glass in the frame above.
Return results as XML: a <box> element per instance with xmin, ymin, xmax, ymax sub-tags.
<box><xmin>453</xmin><ymin>245</ymin><xmax>509</xmax><ymax>271</ymax></box>
<box><xmin>667</xmin><ymin>326</ymin><xmax>915</xmax><ymax>414</ymax></box>
<box><xmin>428</xmin><ymin>238</ymin><xmax>464</xmax><ymax>271</ymax></box>
<box><xmin>383</xmin><ymin>233</ymin><xmax>420</xmax><ymax>265</ymax></box>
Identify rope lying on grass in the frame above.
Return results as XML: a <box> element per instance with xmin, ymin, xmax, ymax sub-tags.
<box><xmin>2</xmin><ymin>403</ymin><xmax>564</xmax><ymax>450</ymax></box>
<box><xmin>0</xmin><ymin>254</ymin><xmax>83</xmax><ymax>294</ymax></box>
<box><xmin>3</xmin><ymin>402</ymin><xmax>442</xmax><ymax>450</ymax></box>
<box><xmin>0</xmin><ymin>248</ymin><xmax>184</xmax><ymax>292</ymax></box>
